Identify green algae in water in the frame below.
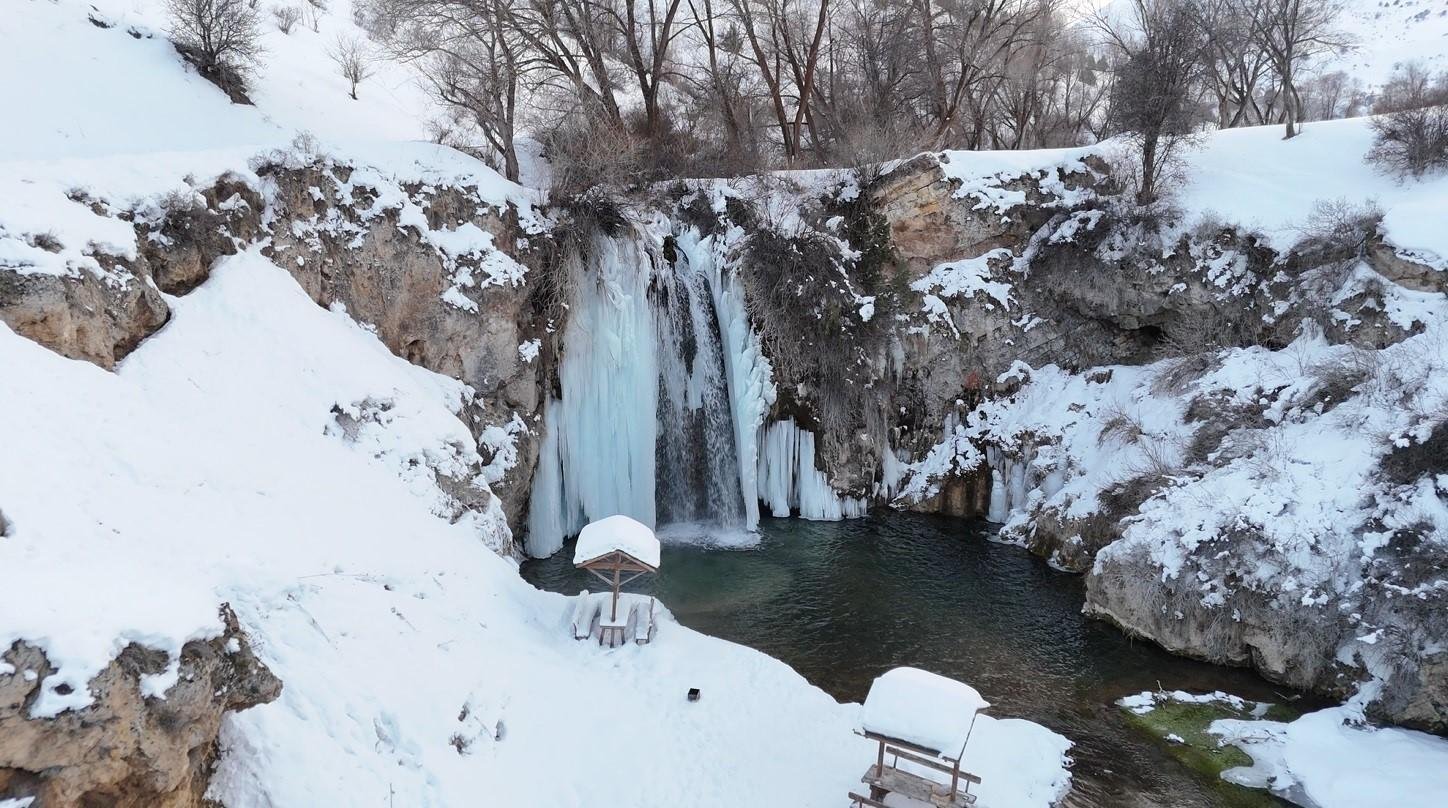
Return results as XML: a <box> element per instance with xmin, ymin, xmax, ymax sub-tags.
<box><xmin>1120</xmin><ymin>694</ymin><xmax>1302</xmax><ymax>807</ymax></box>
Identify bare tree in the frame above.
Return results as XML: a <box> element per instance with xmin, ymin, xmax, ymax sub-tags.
<box><xmin>370</xmin><ymin>0</ymin><xmax>525</xmax><ymax>181</ymax></box>
<box><xmin>1192</xmin><ymin>0</ymin><xmax>1271</xmax><ymax>127</ymax></box>
<box><xmin>617</xmin><ymin>0</ymin><xmax>689</xmax><ymax>138</ymax></box>
<box><xmin>167</xmin><ymin>0</ymin><xmax>263</xmax><ymax>78</ymax></box>
<box><xmin>330</xmin><ymin>35</ymin><xmax>376</xmax><ymax>99</ymax></box>
<box><xmin>729</xmin><ymin>0</ymin><xmax>833</xmax><ymax>161</ymax></box>
<box><xmin>304</xmin><ymin>0</ymin><xmax>328</xmax><ymax>31</ymax></box>
<box><xmin>272</xmin><ymin>4</ymin><xmax>302</xmax><ymax>33</ymax></box>
<box><xmin>913</xmin><ymin>0</ymin><xmax>1046</xmax><ymax>149</ymax></box>
<box><xmin>1099</xmin><ymin>0</ymin><xmax>1207</xmax><ymax>203</ymax></box>
<box><xmin>1245</xmin><ymin>0</ymin><xmax>1346</xmax><ymax>138</ymax></box>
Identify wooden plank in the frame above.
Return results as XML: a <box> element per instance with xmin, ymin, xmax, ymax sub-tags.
<box><xmin>860</xmin><ymin>729</ymin><xmax>958</xmax><ymax>762</ymax></box>
<box><xmin>847</xmin><ymin>792</ymin><xmax>890</xmax><ymax>808</ymax></box>
<box><xmin>887</xmin><ymin>746</ymin><xmax>984</xmax><ymax>785</ymax></box>
<box><xmin>862</xmin><ymin>765</ymin><xmax>977</xmax><ymax>807</ymax></box>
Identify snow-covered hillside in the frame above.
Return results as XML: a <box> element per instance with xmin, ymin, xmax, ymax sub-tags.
<box><xmin>1</xmin><ymin>0</ymin><xmax>437</xmax><ymax>161</ymax></box>
<box><xmin>1336</xmin><ymin>0</ymin><xmax>1448</xmax><ymax>83</ymax></box>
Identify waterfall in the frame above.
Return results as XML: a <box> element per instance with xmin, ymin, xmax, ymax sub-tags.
<box><xmin>524</xmin><ymin>222</ymin><xmax>866</xmax><ymax>558</ymax></box>
<box><xmin>653</xmin><ymin>238</ymin><xmax>747</xmax><ymax>530</ymax></box>
<box><xmin>525</xmin><ymin>226</ymin><xmax>748</xmax><ymax>556</ymax></box>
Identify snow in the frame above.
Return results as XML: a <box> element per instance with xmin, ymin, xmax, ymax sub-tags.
<box><xmin>0</xmin><ymin>248</ymin><xmax>1071</xmax><ymax>807</ymax></box>
<box><xmin>0</xmin><ymin>0</ymin><xmax>439</xmax><ymax>163</ymax></box>
<box><xmin>861</xmin><ymin>668</ymin><xmax>991</xmax><ymax>758</ymax></box>
<box><xmin>1212</xmin><ymin>706</ymin><xmax>1448</xmax><ymax>808</ymax></box>
<box><xmin>1173</xmin><ymin>118</ymin><xmax>1448</xmax><ymax>258</ymax></box>
<box><xmin>573</xmin><ymin>515</ymin><xmax>662</xmax><ymax>569</ymax></box>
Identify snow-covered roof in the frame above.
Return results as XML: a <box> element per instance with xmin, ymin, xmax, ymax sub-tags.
<box><xmin>861</xmin><ymin>667</ymin><xmax>990</xmax><ymax>758</ymax></box>
<box><xmin>572</xmin><ymin>515</ymin><xmax>661</xmax><ymax>569</ymax></box>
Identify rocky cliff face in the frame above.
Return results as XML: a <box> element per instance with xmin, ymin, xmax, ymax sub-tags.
<box><xmin>0</xmin><ymin>607</ymin><xmax>280</xmax><ymax>808</ymax></box>
<box><xmin>678</xmin><ymin>153</ymin><xmax>1446</xmax><ymax>733</ymax></box>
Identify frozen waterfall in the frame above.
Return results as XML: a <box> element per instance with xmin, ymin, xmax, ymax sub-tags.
<box><xmin>525</xmin><ymin>227</ymin><xmax>749</xmax><ymax>556</ymax></box>
<box><xmin>524</xmin><ymin>224</ymin><xmax>866</xmax><ymax>558</ymax></box>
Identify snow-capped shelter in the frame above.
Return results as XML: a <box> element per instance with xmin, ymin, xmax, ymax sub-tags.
<box><xmin>852</xmin><ymin>667</ymin><xmax>987</xmax><ymax>807</ymax></box>
<box><xmin>572</xmin><ymin>515</ymin><xmax>661</xmax><ymax>646</ymax></box>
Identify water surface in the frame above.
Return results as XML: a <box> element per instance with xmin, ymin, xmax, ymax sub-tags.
<box><xmin>523</xmin><ymin>513</ymin><xmax>1305</xmax><ymax>806</ymax></box>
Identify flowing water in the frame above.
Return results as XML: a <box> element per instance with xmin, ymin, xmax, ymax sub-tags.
<box><xmin>523</xmin><ymin>513</ymin><xmax>1311</xmax><ymax>807</ymax></box>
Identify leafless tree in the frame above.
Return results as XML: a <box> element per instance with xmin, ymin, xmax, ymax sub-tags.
<box><xmin>369</xmin><ymin>0</ymin><xmax>525</xmax><ymax>181</ymax></box>
<box><xmin>1192</xmin><ymin>0</ymin><xmax>1270</xmax><ymax>127</ymax></box>
<box><xmin>166</xmin><ymin>0</ymin><xmax>263</xmax><ymax>77</ymax></box>
<box><xmin>1098</xmin><ymin>0</ymin><xmax>1208</xmax><ymax>203</ymax></box>
<box><xmin>1244</xmin><ymin>0</ymin><xmax>1346</xmax><ymax>138</ymax></box>
<box><xmin>1367</xmin><ymin>63</ymin><xmax>1448</xmax><ymax>177</ymax></box>
<box><xmin>330</xmin><ymin>35</ymin><xmax>376</xmax><ymax>99</ymax></box>
<box><xmin>304</xmin><ymin>0</ymin><xmax>328</xmax><ymax>31</ymax></box>
<box><xmin>728</xmin><ymin>0</ymin><xmax>833</xmax><ymax>161</ymax></box>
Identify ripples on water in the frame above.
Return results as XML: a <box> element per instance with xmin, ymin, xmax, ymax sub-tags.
<box><xmin>523</xmin><ymin>513</ymin><xmax>1303</xmax><ymax>806</ymax></box>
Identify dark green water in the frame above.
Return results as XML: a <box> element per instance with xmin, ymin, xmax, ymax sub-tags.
<box><xmin>523</xmin><ymin>513</ymin><xmax>1304</xmax><ymax>806</ymax></box>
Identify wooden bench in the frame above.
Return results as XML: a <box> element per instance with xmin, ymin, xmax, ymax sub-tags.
<box><xmin>863</xmin><ymin>764</ymin><xmax>977</xmax><ymax>807</ymax></box>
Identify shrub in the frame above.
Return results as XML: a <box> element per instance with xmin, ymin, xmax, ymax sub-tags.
<box><xmin>1367</xmin><ymin>64</ymin><xmax>1448</xmax><ymax>178</ymax></box>
<box><xmin>1381</xmin><ymin>419</ymin><xmax>1448</xmax><ymax>485</ymax></box>
<box><xmin>272</xmin><ymin>4</ymin><xmax>302</xmax><ymax>34</ymax></box>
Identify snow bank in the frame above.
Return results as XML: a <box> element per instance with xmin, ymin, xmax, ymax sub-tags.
<box><xmin>1212</xmin><ymin>707</ymin><xmax>1448</xmax><ymax>808</ymax></box>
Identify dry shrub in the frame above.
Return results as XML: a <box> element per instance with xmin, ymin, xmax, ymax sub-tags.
<box><xmin>1367</xmin><ymin>63</ymin><xmax>1448</xmax><ymax>178</ymax></box>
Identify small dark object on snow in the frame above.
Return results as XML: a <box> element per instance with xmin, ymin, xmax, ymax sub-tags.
<box><xmin>687</xmin><ymin>688</ymin><xmax>701</xmax><ymax>702</ymax></box>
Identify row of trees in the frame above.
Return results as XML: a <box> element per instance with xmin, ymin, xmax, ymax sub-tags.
<box><xmin>356</xmin><ymin>0</ymin><xmax>1361</xmax><ymax>192</ymax></box>
<box><xmin>169</xmin><ymin>0</ymin><xmax>1445</xmax><ymax>199</ymax></box>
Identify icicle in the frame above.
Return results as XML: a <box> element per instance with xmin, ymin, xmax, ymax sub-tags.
<box><xmin>755</xmin><ymin>419</ymin><xmax>866</xmax><ymax>521</ymax></box>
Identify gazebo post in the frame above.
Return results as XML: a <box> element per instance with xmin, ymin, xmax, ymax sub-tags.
<box><xmin>610</xmin><ymin>554</ymin><xmax>622</xmax><ymax>621</ymax></box>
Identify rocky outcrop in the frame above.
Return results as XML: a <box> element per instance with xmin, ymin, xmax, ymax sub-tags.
<box><xmin>0</xmin><ymin>260</ymin><xmax>168</xmax><ymax>369</ymax></box>
<box><xmin>261</xmin><ymin>164</ymin><xmax>546</xmax><ymax>525</ymax></box>
<box><xmin>0</xmin><ymin>157</ymin><xmax>547</xmax><ymax>537</ymax></box>
<box><xmin>0</xmin><ymin>606</ymin><xmax>281</xmax><ymax>807</ymax></box>
<box><xmin>1086</xmin><ymin>537</ymin><xmax>1448</xmax><ymax>733</ymax></box>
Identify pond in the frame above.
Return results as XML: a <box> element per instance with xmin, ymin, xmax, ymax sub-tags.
<box><xmin>522</xmin><ymin>512</ymin><xmax>1305</xmax><ymax>806</ymax></box>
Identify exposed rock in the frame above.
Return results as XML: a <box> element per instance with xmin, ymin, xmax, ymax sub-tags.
<box><xmin>0</xmin><ymin>605</ymin><xmax>281</xmax><ymax>807</ymax></box>
<box><xmin>262</xmin><ymin>166</ymin><xmax>546</xmax><ymax>526</ymax></box>
<box><xmin>1366</xmin><ymin>237</ymin><xmax>1447</xmax><ymax>293</ymax></box>
<box><xmin>1085</xmin><ymin>537</ymin><xmax>1448</xmax><ymax>733</ymax></box>
<box><xmin>137</xmin><ymin>175</ymin><xmax>264</xmax><ymax>295</ymax></box>
<box><xmin>0</xmin><ymin>258</ymin><xmax>169</xmax><ymax>369</ymax></box>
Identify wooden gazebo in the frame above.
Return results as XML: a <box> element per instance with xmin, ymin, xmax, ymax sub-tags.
<box><xmin>572</xmin><ymin>515</ymin><xmax>661</xmax><ymax>646</ymax></box>
<box><xmin>851</xmin><ymin>667</ymin><xmax>987</xmax><ymax>808</ymax></box>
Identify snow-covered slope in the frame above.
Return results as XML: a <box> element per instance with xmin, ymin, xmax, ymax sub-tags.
<box><xmin>1</xmin><ymin>0</ymin><xmax>437</xmax><ymax>162</ymax></box>
<box><xmin>1335</xmin><ymin>0</ymin><xmax>1448</xmax><ymax>84</ymax></box>
<box><xmin>0</xmin><ymin>251</ymin><xmax>1073</xmax><ymax>806</ymax></box>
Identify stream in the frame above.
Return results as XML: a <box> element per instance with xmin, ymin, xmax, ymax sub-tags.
<box><xmin>522</xmin><ymin>513</ymin><xmax>1308</xmax><ymax>807</ymax></box>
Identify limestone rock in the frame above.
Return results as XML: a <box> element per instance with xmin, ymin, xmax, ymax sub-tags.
<box><xmin>0</xmin><ymin>605</ymin><xmax>281</xmax><ymax>807</ymax></box>
<box><xmin>0</xmin><ymin>259</ymin><xmax>169</xmax><ymax>369</ymax></box>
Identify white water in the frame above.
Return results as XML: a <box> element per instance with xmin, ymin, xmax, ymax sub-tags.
<box><xmin>525</xmin><ymin>225</ymin><xmax>865</xmax><ymax>558</ymax></box>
